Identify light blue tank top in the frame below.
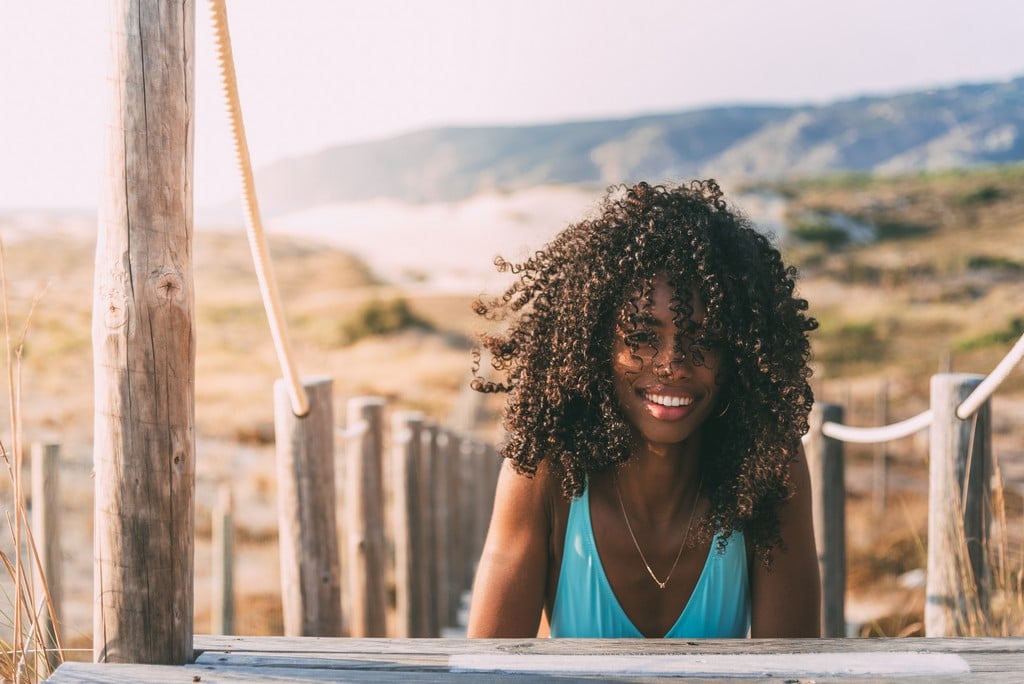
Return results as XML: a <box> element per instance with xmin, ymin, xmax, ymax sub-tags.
<box><xmin>549</xmin><ymin>484</ymin><xmax>750</xmax><ymax>638</ymax></box>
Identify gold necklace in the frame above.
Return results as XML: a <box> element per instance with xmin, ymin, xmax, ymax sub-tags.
<box><xmin>614</xmin><ymin>475</ymin><xmax>703</xmax><ymax>590</ymax></box>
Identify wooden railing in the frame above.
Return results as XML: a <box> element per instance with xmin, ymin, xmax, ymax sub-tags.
<box><xmin>203</xmin><ymin>392</ymin><xmax>500</xmax><ymax>639</ymax></box>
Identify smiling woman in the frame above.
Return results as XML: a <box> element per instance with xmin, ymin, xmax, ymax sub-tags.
<box><xmin>467</xmin><ymin>180</ymin><xmax>821</xmax><ymax>639</ymax></box>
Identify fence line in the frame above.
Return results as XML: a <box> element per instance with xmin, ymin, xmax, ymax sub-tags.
<box><xmin>808</xmin><ymin>332</ymin><xmax>1024</xmax><ymax>638</ymax></box>
<box><xmin>819</xmin><ymin>332</ymin><xmax>1024</xmax><ymax>443</ymax></box>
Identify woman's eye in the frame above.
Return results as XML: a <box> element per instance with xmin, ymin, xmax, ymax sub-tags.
<box><xmin>624</xmin><ymin>331</ymin><xmax>657</xmax><ymax>346</ymax></box>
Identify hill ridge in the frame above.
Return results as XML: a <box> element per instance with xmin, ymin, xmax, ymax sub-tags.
<box><xmin>254</xmin><ymin>76</ymin><xmax>1024</xmax><ymax>213</ymax></box>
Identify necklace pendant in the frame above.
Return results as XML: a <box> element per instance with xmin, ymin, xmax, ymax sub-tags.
<box><xmin>656</xmin><ymin>580</ymin><xmax>667</xmax><ymax>590</ymax></box>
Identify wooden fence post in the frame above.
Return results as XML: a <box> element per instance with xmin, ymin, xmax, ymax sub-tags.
<box><xmin>926</xmin><ymin>373</ymin><xmax>991</xmax><ymax>637</ymax></box>
<box><xmin>211</xmin><ymin>485</ymin><xmax>234</xmax><ymax>635</ymax></box>
<box><xmin>275</xmin><ymin>377</ymin><xmax>342</xmax><ymax>636</ymax></box>
<box><xmin>807</xmin><ymin>402</ymin><xmax>846</xmax><ymax>638</ymax></box>
<box><xmin>31</xmin><ymin>442</ymin><xmax>61</xmax><ymax>671</ymax></box>
<box><xmin>411</xmin><ymin>419</ymin><xmax>432</xmax><ymax>638</ymax></box>
<box><xmin>391</xmin><ymin>412</ymin><xmax>424</xmax><ymax>637</ymax></box>
<box><xmin>94</xmin><ymin>0</ymin><xmax>195</xmax><ymax>664</ymax></box>
<box><xmin>470</xmin><ymin>440</ymin><xmax>491</xmax><ymax>580</ymax></box>
<box><xmin>873</xmin><ymin>378</ymin><xmax>890</xmax><ymax>517</ymax></box>
<box><xmin>444</xmin><ymin>431</ymin><xmax>464</xmax><ymax>627</ymax></box>
<box><xmin>419</xmin><ymin>423</ymin><xmax>441</xmax><ymax>637</ymax></box>
<box><xmin>429</xmin><ymin>425</ymin><xmax>451</xmax><ymax>634</ymax></box>
<box><xmin>344</xmin><ymin>397</ymin><xmax>388</xmax><ymax>637</ymax></box>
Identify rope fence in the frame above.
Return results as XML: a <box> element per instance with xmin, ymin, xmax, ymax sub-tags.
<box><xmin>807</xmin><ymin>331</ymin><xmax>1024</xmax><ymax>639</ymax></box>
<box><xmin>816</xmin><ymin>332</ymin><xmax>1024</xmax><ymax>444</ymax></box>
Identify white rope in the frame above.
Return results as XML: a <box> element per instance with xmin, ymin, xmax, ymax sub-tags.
<box><xmin>815</xmin><ymin>331</ymin><xmax>1024</xmax><ymax>444</ymax></box>
<box><xmin>956</xmin><ymin>332</ymin><xmax>1024</xmax><ymax>420</ymax></box>
<box><xmin>821</xmin><ymin>410</ymin><xmax>933</xmax><ymax>445</ymax></box>
<box><xmin>208</xmin><ymin>0</ymin><xmax>309</xmax><ymax>416</ymax></box>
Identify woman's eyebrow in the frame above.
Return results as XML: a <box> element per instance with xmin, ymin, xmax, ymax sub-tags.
<box><xmin>633</xmin><ymin>312</ymin><xmax>664</xmax><ymax>327</ymax></box>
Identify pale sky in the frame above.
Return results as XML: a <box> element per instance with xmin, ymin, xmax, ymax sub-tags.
<box><xmin>2</xmin><ymin>0</ymin><xmax>1023</xmax><ymax>211</ymax></box>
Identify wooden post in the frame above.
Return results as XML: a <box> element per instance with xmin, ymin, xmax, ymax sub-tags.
<box><xmin>411</xmin><ymin>423</ymin><xmax>432</xmax><ymax>638</ymax></box>
<box><xmin>344</xmin><ymin>397</ymin><xmax>388</xmax><ymax>637</ymax></box>
<box><xmin>428</xmin><ymin>424</ymin><xmax>450</xmax><ymax>634</ymax></box>
<box><xmin>31</xmin><ymin>442</ymin><xmax>61</xmax><ymax>671</ymax></box>
<box><xmin>391</xmin><ymin>412</ymin><xmax>424</xmax><ymax>637</ymax></box>
<box><xmin>873</xmin><ymin>378</ymin><xmax>890</xmax><ymax>517</ymax></box>
<box><xmin>210</xmin><ymin>485</ymin><xmax>234</xmax><ymax>635</ymax></box>
<box><xmin>806</xmin><ymin>402</ymin><xmax>846</xmax><ymax>638</ymax></box>
<box><xmin>94</xmin><ymin>0</ymin><xmax>195</xmax><ymax>664</ymax></box>
<box><xmin>470</xmin><ymin>440</ymin><xmax>491</xmax><ymax>578</ymax></box>
<box><xmin>444</xmin><ymin>431</ymin><xmax>464</xmax><ymax>627</ymax></box>
<box><xmin>418</xmin><ymin>423</ymin><xmax>440</xmax><ymax>637</ymax></box>
<box><xmin>275</xmin><ymin>377</ymin><xmax>342</xmax><ymax>636</ymax></box>
<box><xmin>926</xmin><ymin>373</ymin><xmax>991</xmax><ymax>637</ymax></box>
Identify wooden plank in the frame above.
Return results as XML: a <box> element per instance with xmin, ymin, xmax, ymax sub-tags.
<box><xmin>193</xmin><ymin>634</ymin><xmax>1024</xmax><ymax>656</ymax></box>
<box><xmin>93</xmin><ymin>0</ymin><xmax>196</xmax><ymax>664</ymax></box>
<box><xmin>48</xmin><ymin>637</ymin><xmax>1024</xmax><ymax>682</ymax></box>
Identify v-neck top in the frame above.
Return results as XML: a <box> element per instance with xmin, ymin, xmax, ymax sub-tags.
<box><xmin>549</xmin><ymin>484</ymin><xmax>750</xmax><ymax>638</ymax></box>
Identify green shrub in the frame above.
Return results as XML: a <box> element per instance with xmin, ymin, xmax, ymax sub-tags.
<box><xmin>955</xmin><ymin>317</ymin><xmax>1024</xmax><ymax>352</ymax></box>
<box><xmin>874</xmin><ymin>220</ymin><xmax>933</xmax><ymax>240</ymax></box>
<box><xmin>965</xmin><ymin>255</ymin><xmax>1023</xmax><ymax>272</ymax></box>
<box><xmin>816</xmin><ymin>321</ymin><xmax>888</xmax><ymax>364</ymax></box>
<box><xmin>339</xmin><ymin>297</ymin><xmax>434</xmax><ymax>345</ymax></box>
<box><xmin>958</xmin><ymin>184</ymin><xmax>1006</xmax><ymax>206</ymax></box>
<box><xmin>791</xmin><ymin>220</ymin><xmax>849</xmax><ymax>248</ymax></box>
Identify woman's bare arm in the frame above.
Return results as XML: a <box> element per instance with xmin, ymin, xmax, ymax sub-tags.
<box><xmin>466</xmin><ymin>460</ymin><xmax>553</xmax><ymax>637</ymax></box>
<box><xmin>750</xmin><ymin>442</ymin><xmax>822</xmax><ymax>637</ymax></box>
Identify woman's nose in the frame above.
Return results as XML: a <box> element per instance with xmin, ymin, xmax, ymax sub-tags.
<box><xmin>653</xmin><ymin>354</ymin><xmax>687</xmax><ymax>379</ymax></box>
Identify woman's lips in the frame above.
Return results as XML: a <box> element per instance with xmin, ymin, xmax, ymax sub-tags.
<box><xmin>640</xmin><ymin>389</ymin><xmax>699</xmax><ymax>420</ymax></box>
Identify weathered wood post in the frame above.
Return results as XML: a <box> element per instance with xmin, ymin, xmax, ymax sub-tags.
<box><xmin>428</xmin><ymin>424</ymin><xmax>450</xmax><ymax>634</ymax></box>
<box><xmin>444</xmin><ymin>431</ymin><xmax>464</xmax><ymax>626</ymax></box>
<box><xmin>94</xmin><ymin>0</ymin><xmax>195</xmax><ymax>664</ymax></box>
<box><xmin>210</xmin><ymin>485</ymin><xmax>234</xmax><ymax>635</ymax></box>
<box><xmin>421</xmin><ymin>421</ymin><xmax>442</xmax><ymax>634</ymax></box>
<box><xmin>806</xmin><ymin>402</ymin><xmax>846</xmax><ymax>638</ymax></box>
<box><xmin>873</xmin><ymin>378</ymin><xmax>890</xmax><ymax>517</ymax></box>
<box><xmin>276</xmin><ymin>377</ymin><xmax>342</xmax><ymax>636</ymax></box>
<box><xmin>344</xmin><ymin>397</ymin><xmax>388</xmax><ymax>637</ymax></box>
<box><xmin>470</xmin><ymin>440</ymin><xmax>492</xmax><ymax>579</ymax></box>
<box><xmin>31</xmin><ymin>442</ymin><xmax>62</xmax><ymax>670</ymax></box>
<box><xmin>391</xmin><ymin>411</ymin><xmax>424</xmax><ymax>637</ymax></box>
<box><xmin>926</xmin><ymin>373</ymin><xmax>991</xmax><ymax>637</ymax></box>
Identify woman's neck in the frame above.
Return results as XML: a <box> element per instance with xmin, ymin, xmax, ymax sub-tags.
<box><xmin>614</xmin><ymin>433</ymin><xmax>703</xmax><ymax>522</ymax></box>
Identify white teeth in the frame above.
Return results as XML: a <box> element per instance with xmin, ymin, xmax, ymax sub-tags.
<box><xmin>645</xmin><ymin>393</ymin><xmax>693</xmax><ymax>407</ymax></box>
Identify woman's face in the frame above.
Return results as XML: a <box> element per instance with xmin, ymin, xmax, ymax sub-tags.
<box><xmin>610</xmin><ymin>275</ymin><xmax>722</xmax><ymax>450</ymax></box>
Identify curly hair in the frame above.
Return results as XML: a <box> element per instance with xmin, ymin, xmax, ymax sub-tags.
<box><xmin>471</xmin><ymin>180</ymin><xmax>817</xmax><ymax>562</ymax></box>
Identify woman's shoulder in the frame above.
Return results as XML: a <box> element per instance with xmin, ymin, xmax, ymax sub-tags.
<box><xmin>495</xmin><ymin>459</ymin><xmax>567</xmax><ymax>525</ymax></box>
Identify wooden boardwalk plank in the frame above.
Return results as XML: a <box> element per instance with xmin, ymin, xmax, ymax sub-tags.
<box><xmin>48</xmin><ymin>637</ymin><xmax>1024</xmax><ymax>682</ymax></box>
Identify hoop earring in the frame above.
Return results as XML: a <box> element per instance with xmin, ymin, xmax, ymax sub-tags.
<box><xmin>716</xmin><ymin>401</ymin><xmax>731</xmax><ymax>418</ymax></box>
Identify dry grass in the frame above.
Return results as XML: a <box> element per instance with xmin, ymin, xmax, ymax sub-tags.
<box><xmin>0</xmin><ymin>243</ymin><xmax>67</xmax><ymax>681</ymax></box>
